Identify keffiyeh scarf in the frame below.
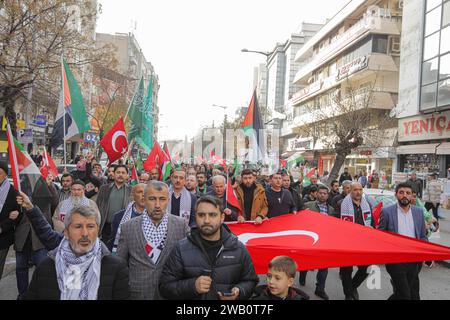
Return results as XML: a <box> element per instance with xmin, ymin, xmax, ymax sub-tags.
<box><xmin>341</xmin><ymin>194</ymin><xmax>372</xmax><ymax>227</ymax></box>
<box><xmin>141</xmin><ymin>212</ymin><xmax>168</xmax><ymax>264</ymax></box>
<box><xmin>167</xmin><ymin>186</ymin><xmax>192</xmax><ymax>224</ymax></box>
<box><xmin>55</xmin><ymin>238</ymin><xmax>102</xmax><ymax>300</ymax></box>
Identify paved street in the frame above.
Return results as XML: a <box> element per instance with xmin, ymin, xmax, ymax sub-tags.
<box><xmin>1</xmin><ymin>263</ymin><xmax>449</xmax><ymax>300</ymax></box>
<box><xmin>1</xmin><ymin>209</ymin><xmax>449</xmax><ymax>301</ymax></box>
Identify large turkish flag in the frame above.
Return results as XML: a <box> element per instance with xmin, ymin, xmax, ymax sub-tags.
<box><xmin>227</xmin><ymin>211</ymin><xmax>450</xmax><ymax>274</ymax></box>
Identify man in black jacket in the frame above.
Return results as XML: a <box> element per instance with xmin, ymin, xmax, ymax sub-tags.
<box><xmin>282</xmin><ymin>173</ymin><xmax>304</xmax><ymax>211</ymax></box>
<box><xmin>24</xmin><ymin>202</ymin><xmax>129</xmax><ymax>300</ymax></box>
<box><xmin>0</xmin><ymin>161</ymin><xmax>21</xmax><ymax>280</ymax></box>
<box><xmin>332</xmin><ymin>180</ymin><xmax>352</xmax><ymax>218</ymax></box>
<box><xmin>159</xmin><ymin>195</ymin><xmax>258</xmax><ymax>300</ymax></box>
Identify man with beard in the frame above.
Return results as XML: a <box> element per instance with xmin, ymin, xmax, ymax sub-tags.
<box><xmin>282</xmin><ymin>173</ymin><xmax>304</xmax><ymax>211</ymax></box>
<box><xmin>96</xmin><ymin>165</ymin><xmax>132</xmax><ymax>243</ymax></box>
<box><xmin>57</xmin><ymin>174</ymin><xmax>74</xmax><ymax>204</ymax></box>
<box><xmin>235</xmin><ymin>169</ymin><xmax>268</xmax><ymax>224</ymax></box>
<box><xmin>25</xmin><ymin>204</ymin><xmax>129</xmax><ymax>300</ymax></box>
<box><xmin>332</xmin><ymin>180</ymin><xmax>352</xmax><ymax>218</ymax></box>
<box><xmin>52</xmin><ymin>180</ymin><xmax>100</xmax><ymax>233</ymax></box>
<box><xmin>185</xmin><ymin>175</ymin><xmax>199</xmax><ymax>196</ymax></box>
<box><xmin>339</xmin><ymin>182</ymin><xmax>374</xmax><ymax>300</ymax></box>
<box><xmin>196</xmin><ymin>172</ymin><xmax>210</xmax><ymax>196</ymax></box>
<box><xmin>117</xmin><ymin>181</ymin><xmax>189</xmax><ymax>300</ymax></box>
<box><xmin>379</xmin><ymin>183</ymin><xmax>427</xmax><ymax>300</ymax></box>
<box><xmin>159</xmin><ymin>195</ymin><xmax>258</xmax><ymax>300</ymax></box>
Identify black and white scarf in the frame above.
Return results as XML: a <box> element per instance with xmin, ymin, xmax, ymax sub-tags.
<box><xmin>112</xmin><ymin>201</ymin><xmax>135</xmax><ymax>254</ymax></box>
<box><xmin>167</xmin><ymin>186</ymin><xmax>192</xmax><ymax>225</ymax></box>
<box><xmin>141</xmin><ymin>212</ymin><xmax>168</xmax><ymax>264</ymax></box>
<box><xmin>54</xmin><ymin>238</ymin><xmax>102</xmax><ymax>300</ymax></box>
<box><xmin>0</xmin><ymin>179</ymin><xmax>11</xmax><ymax>213</ymax></box>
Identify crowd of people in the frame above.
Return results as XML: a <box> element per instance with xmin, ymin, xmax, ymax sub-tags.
<box><xmin>0</xmin><ymin>155</ymin><xmax>439</xmax><ymax>300</ymax></box>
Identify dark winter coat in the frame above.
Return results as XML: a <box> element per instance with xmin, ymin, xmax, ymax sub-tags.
<box><xmin>25</xmin><ymin>243</ymin><xmax>130</xmax><ymax>300</ymax></box>
<box><xmin>159</xmin><ymin>224</ymin><xmax>258</xmax><ymax>300</ymax></box>
<box><xmin>0</xmin><ymin>183</ymin><xmax>20</xmax><ymax>250</ymax></box>
<box><xmin>251</xmin><ymin>285</ymin><xmax>308</xmax><ymax>300</ymax></box>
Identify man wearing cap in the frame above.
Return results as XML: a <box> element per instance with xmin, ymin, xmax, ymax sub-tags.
<box><xmin>52</xmin><ymin>180</ymin><xmax>100</xmax><ymax>233</ymax></box>
<box><xmin>0</xmin><ymin>161</ymin><xmax>21</xmax><ymax>280</ymax></box>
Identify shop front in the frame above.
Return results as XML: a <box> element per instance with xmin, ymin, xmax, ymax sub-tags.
<box><xmin>398</xmin><ymin>112</ymin><xmax>450</xmax><ymax>178</ymax></box>
<box><xmin>345</xmin><ymin>147</ymin><xmax>396</xmax><ymax>185</ymax></box>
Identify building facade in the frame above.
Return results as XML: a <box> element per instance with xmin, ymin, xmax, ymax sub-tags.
<box><xmin>396</xmin><ymin>0</ymin><xmax>450</xmax><ymax>178</ymax></box>
<box><xmin>282</xmin><ymin>0</ymin><xmax>403</xmax><ymax>183</ymax></box>
<box><xmin>94</xmin><ymin>32</ymin><xmax>160</xmax><ymax>142</ymax></box>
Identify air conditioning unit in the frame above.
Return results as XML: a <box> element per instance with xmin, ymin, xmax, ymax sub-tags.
<box><xmin>398</xmin><ymin>0</ymin><xmax>404</xmax><ymax>9</ymax></box>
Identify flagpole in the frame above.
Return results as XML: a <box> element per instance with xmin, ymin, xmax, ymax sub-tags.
<box><xmin>61</xmin><ymin>56</ymin><xmax>67</xmax><ymax>165</ymax></box>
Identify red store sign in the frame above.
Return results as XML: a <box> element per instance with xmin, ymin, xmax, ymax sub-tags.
<box><xmin>398</xmin><ymin>112</ymin><xmax>450</xmax><ymax>142</ymax></box>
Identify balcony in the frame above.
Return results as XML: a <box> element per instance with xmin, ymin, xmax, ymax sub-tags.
<box><xmin>291</xmin><ymin>53</ymin><xmax>399</xmax><ymax>106</ymax></box>
<box><xmin>283</xmin><ymin>86</ymin><xmax>397</xmax><ymax>134</ymax></box>
<box><xmin>294</xmin><ymin>15</ymin><xmax>401</xmax><ymax>84</ymax></box>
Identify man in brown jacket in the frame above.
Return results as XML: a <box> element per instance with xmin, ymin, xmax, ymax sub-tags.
<box><xmin>235</xmin><ymin>169</ymin><xmax>268</xmax><ymax>224</ymax></box>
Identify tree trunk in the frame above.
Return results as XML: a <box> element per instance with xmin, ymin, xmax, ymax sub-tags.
<box><xmin>3</xmin><ymin>87</ymin><xmax>18</xmax><ymax>137</ymax></box>
<box><xmin>327</xmin><ymin>152</ymin><xmax>349</xmax><ymax>185</ymax></box>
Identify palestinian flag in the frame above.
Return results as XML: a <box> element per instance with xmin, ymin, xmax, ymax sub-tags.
<box><xmin>50</xmin><ymin>59</ymin><xmax>91</xmax><ymax>148</ymax></box>
<box><xmin>7</xmin><ymin>124</ymin><xmax>45</xmax><ymax>195</ymax></box>
<box><xmin>144</xmin><ymin>141</ymin><xmax>172</xmax><ymax>181</ymax></box>
<box><xmin>130</xmin><ymin>166</ymin><xmax>139</xmax><ymax>186</ymax></box>
<box><xmin>242</xmin><ymin>90</ymin><xmax>266</xmax><ymax>163</ymax></box>
<box><xmin>303</xmin><ymin>168</ymin><xmax>317</xmax><ymax>186</ymax></box>
<box><xmin>286</xmin><ymin>154</ymin><xmax>304</xmax><ymax>169</ymax></box>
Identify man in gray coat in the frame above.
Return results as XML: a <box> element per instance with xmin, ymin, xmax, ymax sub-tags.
<box><xmin>117</xmin><ymin>181</ymin><xmax>189</xmax><ymax>300</ymax></box>
<box><xmin>379</xmin><ymin>182</ymin><xmax>428</xmax><ymax>300</ymax></box>
<box><xmin>96</xmin><ymin>165</ymin><xmax>132</xmax><ymax>242</ymax></box>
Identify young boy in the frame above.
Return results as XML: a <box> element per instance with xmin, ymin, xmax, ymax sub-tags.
<box><xmin>251</xmin><ymin>256</ymin><xmax>309</xmax><ymax>300</ymax></box>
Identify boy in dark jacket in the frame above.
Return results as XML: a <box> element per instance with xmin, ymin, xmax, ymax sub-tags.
<box><xmin>252</xmin><ymin>256</ymin><xmax>308</xmax><ymax>300</ymax></box>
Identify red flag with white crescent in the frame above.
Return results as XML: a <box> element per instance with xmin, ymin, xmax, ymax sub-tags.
<box><xmin>40</xmin><ymin>149</ymin><xmax>58</xmax><ymax>179</ymax></box>
<box><xmin>100</xmin><ymin>118</ymin><xmax>128</xmax><ymax>165</ymax></box>
<box><xmin>227</xmin><ymin>211</ymin><xmax>450</xmax><ymax>274</ymax></box>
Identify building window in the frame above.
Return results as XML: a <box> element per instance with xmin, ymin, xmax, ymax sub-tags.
<box><xmin>420</xmin><ymin>0</ymin><xmax>450</xmax><ymax>111</ymax></box>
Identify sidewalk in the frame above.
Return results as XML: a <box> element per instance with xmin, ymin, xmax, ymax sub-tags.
<box><xmin>429</xmin><ymin>207</ymin><xmax>450</xmax><ymax>268</ymax></box>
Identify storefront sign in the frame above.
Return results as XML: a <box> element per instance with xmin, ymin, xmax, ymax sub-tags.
<box><xmin>399</xmin><ymin>111</ymin><xmax>450</xmax><ymax>142</ymax></box>
<box><xmin>288</xmin><ymin>138</ymin><xmax>312</xmax><ymax>151</ymax></box>
<box><xmin>33</xmin><ymin>115</ymin><xmax>47</xmax><ymax>126</ymax></box>
<box><xmin>292</xmin><ymin>81</ymin><xmax>322</xmax><ymax>103</ymax></box>
<box><xmin>337</xmin><ymin>56</ymin><xmax>368</xmax><ymax>80</ymax></box>
<box><xmin>18</xmin><ymin>129</ymin><xmax>33</xmax><ymax>144</ymax></box>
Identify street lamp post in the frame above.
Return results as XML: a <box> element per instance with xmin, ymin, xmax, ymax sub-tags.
<box><xmin>241</xmin><ymin>48</ymin><xmax>273</xmax><ymax>122</ymax></box>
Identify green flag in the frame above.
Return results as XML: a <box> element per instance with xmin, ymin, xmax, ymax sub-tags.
<box><xmin>127</xmin><ymin>77</ymin><xmax>145</xmax><ymax>142</ymax></box>
<box><xmin>136</xmin><ymin>150</ymin><xmax>143</xmax><ymax>173</ymax></box>
<box><xmin>136</xmin><ymin>79</ymin><xmax>154</xmax><ymax>153</ymax></box>
<box><xmin>233</xmin><ymin>158</ymin><xmax>240</xmax><ymax>179</ymax></box>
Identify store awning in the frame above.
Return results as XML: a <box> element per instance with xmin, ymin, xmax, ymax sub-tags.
<box><xmin>396</xmin><ymin>144</ymin><xmax>440</xmax><ymax>155</ymax></box>
<box><xmin>436</xmin><ymin>143</ymin><xmax>450</xmax><ymax>155</ymax></box>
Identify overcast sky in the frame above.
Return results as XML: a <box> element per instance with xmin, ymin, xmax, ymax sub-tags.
<box><xmin>97</xmin><ymin>0</ymin><xmax>349</xmax><ymax>141</ymax></box>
